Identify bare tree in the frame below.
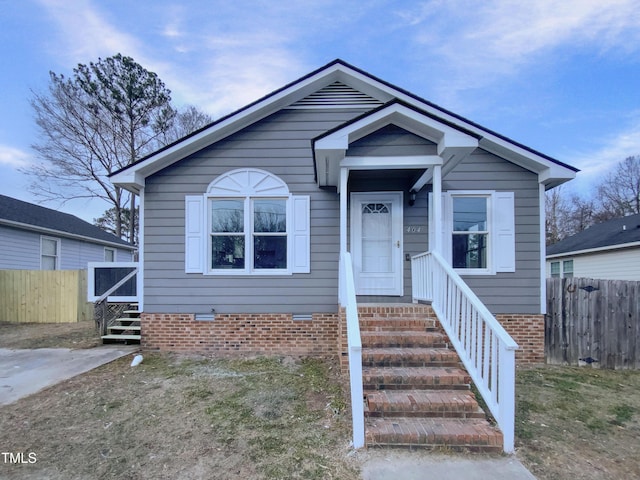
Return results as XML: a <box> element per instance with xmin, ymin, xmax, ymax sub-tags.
<box><xmin>24</xmin><ymin>54</ymin><xmax>210</xmax><ymax>244</ymax></box>
<box><xmin>546</xmin><ymin>187</ymin><xmax>571</xmax><ymax>245</ymax></box>
<box><xmin>595</xmin><ymin>155</ymin><xmax>640</xmax><ymax>220</ymax></box>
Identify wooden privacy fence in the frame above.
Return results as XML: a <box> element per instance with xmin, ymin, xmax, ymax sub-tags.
<box><xmin>546</xmin><ymin>277</ymin><xmax>640</xmax><ymax>369</ymax></box>
<box><xmin>0</xmin><ymin>270</ymin><xmax>93</xmax><ymax>323</ymax></box>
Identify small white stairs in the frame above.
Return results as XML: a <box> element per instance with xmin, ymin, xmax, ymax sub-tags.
<box><xmin>101</xmin><ymin>306</ymin><xmax>141</xmax><ymax>344</ymax></box>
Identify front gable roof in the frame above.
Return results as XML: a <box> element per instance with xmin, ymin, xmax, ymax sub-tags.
<box><xmin>110</xmin><ymin>59</ymin><xmax>578</xmax><ymax>193</ymax></box>
<box><xmin>547</xmin><ymin>213</ymin><xmax>640</xmax><ymax>257</ymax></box>
<box><xmin>0</xmin><ymin>194</ymin><xmax>135</xmax><ymax>249</ymax></box>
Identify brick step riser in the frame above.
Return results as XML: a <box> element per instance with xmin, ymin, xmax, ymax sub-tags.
<box><xmin>360</xmin><ymin>318</ymin><xmax>438</xmax><ymax>332</ymax></box>
<box><xmin>365</xmin><ymin>391</ymin><xmax>481</xmax><ymax>416</ymax></box>
<box><xmin>364</xmin><ymin>383</ymin><xmax>470</xmax><ymax>391</ymax></box>
<box><xmin>365</xmin><ymin>410</ymin><xmax>487</xmax><ymax>419</ymax></box>
<box><xmin>362</xmin><ymin>350</ymin><xmax>461</xmax><ymax>368</ymax></box>
<box><xmin>362</xmin><ymin>341</ymin><xmax>449</xmax><ymax>349</ymax></box>
<box><xmin>363</xmin><ymin>361</ymin><xmax>460</xmax><ymax>368</ymax></box>
<box><xmin>365</xmin><ymin>440</ymin><xmax>502</xmax><ymax>453</ymax></box>
<box><xmin>365</xmin><ymin>419</ymin><xmax>503</xmax><ymax>452</ymax></box>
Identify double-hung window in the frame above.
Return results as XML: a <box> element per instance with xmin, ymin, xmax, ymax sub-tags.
<box><xmin>210</xmin><ymin>197</ymin><xmax>288</xmax><ymax>271</ymax></box>
<box><xmin>440</xmin><ymin>190</ymin><xmax>515</xmax><ymax>275</ymax></box>
<box><xmin>41</xmin><ymin>236</ymin><xmax>60</xmax><ymax>270</ymax></box>
<box><xmin>452</xmin><ymin>196</ymin><xmax>489</xmax><ymax>270</ymax></box>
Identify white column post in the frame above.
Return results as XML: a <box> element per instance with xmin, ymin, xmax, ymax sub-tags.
<box><xmin>432</xmin><ymin>164</ymin><xmax>442</xmax><ymax>255</ymax></box>
<box><xmin>340</xmin><ymin>167</ymin><xmax>349</xmax><ymax>255</ymax></box>
<box><xmin>539</xmin><ymin>183</ymin><xmax>547</xmax><ymax>315</ymax></box>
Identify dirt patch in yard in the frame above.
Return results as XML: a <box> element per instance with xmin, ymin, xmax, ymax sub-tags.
<box><xmin>0</xmin><ymin>353</ymin><xmax>360</xmax><ymax>480</ymax></box>
<box><xmin>515</xmin><ymin>365</ymin><xmax>640</xmax><ymax>480</ymax></box>
<box><xmin>0</xmin><ymin>321</ymin><xmax>100</xmax><ymax>349</ymax></box>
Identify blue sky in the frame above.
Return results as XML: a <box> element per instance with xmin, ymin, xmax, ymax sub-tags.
<box><xmin>1</xmin><ymin>0</ymin><xmax>640</xmax><ymax>222</ymax></box>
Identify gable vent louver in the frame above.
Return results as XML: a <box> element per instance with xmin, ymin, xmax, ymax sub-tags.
<box><xmin>288</xmin><ymin>81</ymin><xmax>384</xmax><ymax>108</ymax></box>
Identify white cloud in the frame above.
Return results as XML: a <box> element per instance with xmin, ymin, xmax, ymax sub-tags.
<box><xmin>36</xmin><ymin>0</ymin><xmax>144</xmax><ymax>64</ymax></box>
<box><xmin>0</xmin><ymin>145</ymin><xmax>32</xmax><ymax>168</ymax></box>
<box><xmin>398</xmin><ymin>0</ymin><xmax>640</xmax><ymax>96</ymax></box>
<box><xmin>567</xmin><ymin>115</ymin><xmax>640</xmax><ymax>191</ymax></box>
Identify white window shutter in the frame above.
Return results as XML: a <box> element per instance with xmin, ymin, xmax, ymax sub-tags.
<box><xmin>185</xmin><ymin>195</ymin><xmax>204</xmax><ymax>273</ymax></box>
<box><xmin>291</xmin><ymin>195</ymin><xmax>310</xmax><ymax>273</ymax></box>
<box><xmin>494</xmin><ymin>191</ymin><xmax>515</xmax><ymax>273</ymax></box>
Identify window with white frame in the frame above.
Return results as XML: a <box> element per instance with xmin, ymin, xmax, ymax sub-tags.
<box><xmin>550</xmin><ymin>259</ymin><xmax>573</xmax><ymax>278</ymax></box>
<box><xmin>452</xmin><ymin>196</ymin><xmax>489</xmax><ymax>269</ymax></box>
<box><xmin>210</xmin><ymin>197</ymin><xmax>288</xmax><ymax>271</ymax></box>
<box><xmin>41</xmin><ymin>236</ymin><xmax>60</xmax><ymax>270</ymax></box>
<box><xmin>104</xmin><ymin>247</ymin><xmax>116</xmax><ymax>262</ymax></box>
<box><xmin>563</xmin><ymin>259</ymin><xmax>574</xmax><ymax>278</ymax></box>
<box><xmin>185</xmin><ymin>168</ymin><xmax>310</xmax><ymax>275</ymax></box>
<box><xmin>441</xmin><ymin>191</ymin><xmax>515</xmax><ymax>275</ymax></box>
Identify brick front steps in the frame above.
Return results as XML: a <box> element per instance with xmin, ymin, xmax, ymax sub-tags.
<box><xmin>358</xmin><ymin>304</ymin><xmax>503</xmax><ymax>452</ymax></box>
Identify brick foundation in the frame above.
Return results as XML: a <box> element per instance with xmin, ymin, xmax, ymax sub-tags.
<box><xmin>495</xmin><ymin>314</ymin><xmax>545</xmax><ymax>364</ymax></box>
<box><xmin>141</xmin><ymin>312</ymin><xmax>338</xmax><ymax>357</ymax></box>
<box><xmin>140</xmin><ymin>308</ymin><xmax>544</xmax><ymax>365</ymax></box>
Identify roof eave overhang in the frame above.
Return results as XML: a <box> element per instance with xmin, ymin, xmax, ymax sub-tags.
<box><xmin>0</xmin><ymin>219</ymin><xmax>136</xmax><ymax>250</ymax></box>
<box><xmin>546</xmin><ymin>240</ymin><xmax>640</xmax><ymax>259</ymax></box>
<box><xmin>478</xmin><ymin>137</ymin><xmax>576</xmax><ymax>189</ymax></box>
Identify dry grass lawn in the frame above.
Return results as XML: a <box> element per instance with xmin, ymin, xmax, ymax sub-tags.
<box><xmin>2</xmin><ymin>321</ymin><xmax>640</xmax><ymax>479</ymax></box>
<box><xmin>515</xmin><ymin>365</ymin><xmax>640</xmax><ymax>480</ymax></box>
<box><xmin>0</xmin><ymin>351</ymin><xmax>360</xmax><ymax>480</ymax></box>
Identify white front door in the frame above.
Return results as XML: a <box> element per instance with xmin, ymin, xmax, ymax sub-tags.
<box><xmin>350</xmin><ymin>192</ymin><xmax>403</xmax><ymax>296</ymax></box>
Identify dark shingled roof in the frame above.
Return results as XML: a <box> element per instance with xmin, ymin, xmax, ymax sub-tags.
<box><xmin>0</xmin><ymin>194</ymin><xmax>134</xmax><ymax>248</ymax></box>
<box><xmin>547</xmin><ymin>213</ymin><xmax>640</xmax><ymax>256</ymax></box>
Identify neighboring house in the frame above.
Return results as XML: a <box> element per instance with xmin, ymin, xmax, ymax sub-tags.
<box><xmin>0</xmin><ymin>194</ymin><xmax>136</xmax><ymax>270</ymax></box>
<box><xmin>110</xmin><ymin>59</ymin><xmax>577</xmax><ymax>363</ymax></box>
<box><xmin>546</xmin><ymin>213</ymin><xmax>640</xmax><ymax>280</ymax></box>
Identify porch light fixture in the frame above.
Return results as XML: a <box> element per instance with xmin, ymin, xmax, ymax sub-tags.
<box><xmin>409</xmin><ymin>190</ymin><xmax>417</xmax><ymax>206</ymax></box>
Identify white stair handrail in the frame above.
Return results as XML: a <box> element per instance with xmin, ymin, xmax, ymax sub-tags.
<box><xmin>412</xmin><ymin>250</ymin><xmax>518</xmax><ymax>453</ymax></box>
<box><xmin>339</xmin><ymin>252</ymin><xmax>365</xmax><ymax>449</ymax></box>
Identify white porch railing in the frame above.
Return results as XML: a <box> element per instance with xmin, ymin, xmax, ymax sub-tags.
<box><xmin>411</xmin><ymin>251</ymin><xmax>519</xmax><ymax>453</ymax></box>
<box><xmin>339</xmin><ymin>252</ymin><xmax>365</xmax><ymax>449</ymax></box>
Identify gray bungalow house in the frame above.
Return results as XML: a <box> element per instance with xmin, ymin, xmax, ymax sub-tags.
<box><xmin>111</xmin><ymin>60</ymin><xmax>577</xmax><ymax>451</ymax></box>
<box><xmin>0</xmin><ymin>194</ymin><xmax>135</xmax><ymax>270</ymax></box>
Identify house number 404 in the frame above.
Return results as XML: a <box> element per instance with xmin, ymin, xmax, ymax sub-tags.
<box><xmin>405</xmin><ymin>226</ymin><xmax>423</xmax><ymax>233</ymax></box>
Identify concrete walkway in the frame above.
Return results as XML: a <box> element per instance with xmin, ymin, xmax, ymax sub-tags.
<box><xmin>0</xmin><ymin>346</ymin><xmax>138</xmax><ymax>406</ymax></box>
<box><xmin>361</xmin><ymin>450</ymin><xmax>536</xmax><ymax>480</ymax></box>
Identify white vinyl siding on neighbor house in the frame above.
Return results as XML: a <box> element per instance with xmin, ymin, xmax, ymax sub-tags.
<box><xmin>0</xmin><ymin>224</ymin><xmax>133</xmax><ymax>270</ymax></box>
<box><xmin>547</xmin><ymin>247</ymin><xmax>640</xmax><ymax>281</ymax></box>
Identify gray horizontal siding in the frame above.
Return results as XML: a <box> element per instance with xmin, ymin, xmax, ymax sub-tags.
<box><xmin>143</xmin><ymin>108</ymin><xmax>365</xmax><ymax>315</ymax></box>
<box><xmin>347</xmin><ymin>124</ymin><xmax>437</xmax><ymax>157</ymax></box>
<box><xmin>143</xmin><ymin>111</ymin><xmax>542</xmax><ymax>316</ymax></box>
<box><xmin>443</xmin><ymin>150</ymin><xmax>542</xmax><ymax>314</ymax></box>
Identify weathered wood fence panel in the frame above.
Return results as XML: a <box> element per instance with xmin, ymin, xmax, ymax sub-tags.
<box><xmin>546</xmin><ymin>277</ymin><xmax>640</xmax><ymax>369</ymax></box>
<box><xmin>0</xmin><ymin>270</ymin><xmax>93</xmax><ymax>323</ymax></box>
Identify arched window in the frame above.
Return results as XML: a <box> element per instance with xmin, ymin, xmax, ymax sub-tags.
<box><xmin>185</xmin><ymin>169</ymin><xmax>310</xmax><ymax>275</ymax></box>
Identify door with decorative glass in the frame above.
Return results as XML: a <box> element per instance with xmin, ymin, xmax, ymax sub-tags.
<box><xmin>350</xmin><ymin>192</ymin><xmax>403</xmax><ymax>295</ymax></box>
